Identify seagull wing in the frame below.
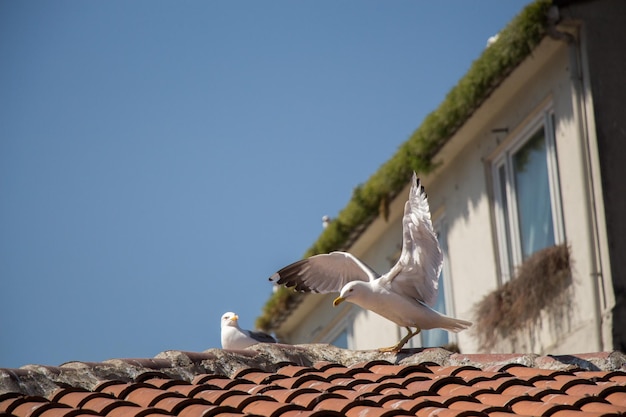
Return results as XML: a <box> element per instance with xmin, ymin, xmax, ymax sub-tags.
<box><xmin>382</xmin><ymin>173</ymin><xmax>442</xmax><ymax>306</ymax></box>
<box><xmin>245</xmin><ymin>329</ymin><xmax>277</xmax><ymax>344</ymax></box>
<box><xmin>270</xmin><ymin>251</ymin><xmax>379</xmax><ymax>293</ymax></box>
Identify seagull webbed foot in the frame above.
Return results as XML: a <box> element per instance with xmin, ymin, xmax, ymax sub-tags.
<box><xmin>377</xmin><ymin>326</ymin><xmax>421</xmax><ymax>353</ymax></box>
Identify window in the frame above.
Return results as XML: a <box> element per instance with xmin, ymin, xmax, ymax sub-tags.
<box><xmin>492</xmin><ymin>106</ymin><xmax>564</xmax><ymax>282</ymax></box>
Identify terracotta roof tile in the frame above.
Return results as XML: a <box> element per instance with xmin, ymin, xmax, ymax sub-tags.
<box><xmin>510</xmin><ymin>399</ymin><xmax>575</xmax><ymax>416</ymax></box>
<box><xmin>294</xmin><ymin>380</ymin><xmax>335</xmax><ymax>392</ymax></box>
<box><xmin>92</xmin><ymin>382</ymin><xmax>128</xmax><ymax>397</ymax></box>
<box><xmin>580</xmin><ymin>399</ymin><xmax>626</xmax><ymax>414</ymax></box>
<box><xmin>603</xmin><ymin>388</ymin><xmax>626</xmax><ymax>406</ymax></box>
<box><xmin>96</xmin><ymin>404</ymin><xmax>141</xmax><ymax>417</ymax></box>
<box><xmin>52</xmin><ymin>391</ymin><xmax>111</xmax><ymax>409</ymax></box>
<box><xmin>79</xmin><ymin>397</ymin><xmax>136</xmax><ymax>414</ymax></box>
<box><xmin>142</xmin><ymin>378</ymin><xmax>189</xmax><ymax>390</ymax></box>
<box><xmin>242</xmin><ymin>400</ymin><xmax>305</xmax><ymax>416</ymax></box>
<box><xmin>227</xmin><ymin>394</ymin><xmax>278</xmax><ymax>411</ymax></box>
<box><xmin>165</xmin><ymin>384</ymin><xmax>213</xmax><ymax>398</ymax></box>
<box><xmin>231</xmin><ymin>369</ymin><xmax>273</xmax><ymax>385</ymax></box>
<box><xmin>15</xmin><ymin>400</ymin><xmax>67</xmax><ymax>417</ymax></box>
<box><xmin>175</xmin><ymin>403</ymin><xmax>241</xmax><ymax>417</ymax></box>
<box><xmin>345</xmin><ymin>404</ymin><xmax>415</xmax><ymax>417</ymax></box>
<box><xmin>151</xmin><ymin>397</ymin><xmax>205</xmax><ymax>414</ymax></box>
<box><xmin>388</xmin><ymin>398</ymin><xmax>446</xmax><ymax>413</ymax></box>
<box><xmin>1</xmin><ymin>346</ymin><xmax>625</xmax><ymax>417</ymax></box>
<box><xmin>275</xmin><ymin>366</ymin><xmax>318</xmax><ymax>378</ymax></box>
<box><xmin>124</xmin><ymin>387</ymin><xmax>183</xmax><ymax>407</ymax></box>
<box><xmin>191</xmin><ymin>389</ymin><xmax>241</xmax><ymax>405</ymax></box>
<box><xmin>442</xmin><ymin>385</ymin><xmax>492</xmax><ymax>398</ymax></box>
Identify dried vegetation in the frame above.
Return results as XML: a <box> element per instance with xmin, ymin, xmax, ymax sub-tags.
<box><xmin>473</xmin><ymin>244</ymin><xmax>573</xmax><ymax>351</ymax></box>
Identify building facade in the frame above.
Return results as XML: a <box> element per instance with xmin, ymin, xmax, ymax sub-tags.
<box><xmin>258</xmin><ymin>0</ymin><xmax>626</xmax><ymax>354</ymax></box>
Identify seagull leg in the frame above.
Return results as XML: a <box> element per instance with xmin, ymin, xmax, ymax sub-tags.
<box><xmin>378</xmin><ymin>327</ymin><xmax>422</xmax><ymax>353</ymax></box>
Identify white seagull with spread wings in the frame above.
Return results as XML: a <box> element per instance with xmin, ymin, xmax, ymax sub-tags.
<box><xmin>269</xmin><ymin>172</ymin><xmax>471</xmax><ymax>352</ymax></box>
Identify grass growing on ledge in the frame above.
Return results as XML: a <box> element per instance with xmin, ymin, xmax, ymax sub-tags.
<box><xmin>257</xmin><ymin>0</ymin><xmax>552</xmax><ymax>332</ymax></box>
<box><xmin>473</xmin><ymin>244</ymin><xmax>572</xmax><ymax>351</ymax></box>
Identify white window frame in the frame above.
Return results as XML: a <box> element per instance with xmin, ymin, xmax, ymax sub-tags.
<box><xmin>492</xmin><ymin>102</ymin><xmax>564</xmax><ymax>282</ymax></box>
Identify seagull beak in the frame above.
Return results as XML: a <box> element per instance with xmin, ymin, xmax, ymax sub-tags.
<box><xmin>333</xmin><ymin>297</ymin><xmax>345</xmax><ymax>307</ymax></box>
<box><xmin>233</xmin><ymin>315</ymin><xmax>239</xmax><ymax>322</ymax></box>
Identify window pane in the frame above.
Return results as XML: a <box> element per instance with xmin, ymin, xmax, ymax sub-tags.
<box><xmin>331</xmin><ymin>329</ymin><xmax>348</xmax><ymax>349</ymax></box>
<box><xmin>512</xmin><ymin>128</ymin><xmax>555</xmax><ymax>260</ymax></box>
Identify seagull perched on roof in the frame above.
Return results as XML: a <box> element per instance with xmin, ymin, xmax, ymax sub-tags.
<box><xmin>220</xmin><ymin>312</ymin><xmax>277</xmax><ymax>349</ymax></box>
<box><xmin>269</xmin><ymin>172</ymin><xmax>472</xmax><ymax>352</ymax></box>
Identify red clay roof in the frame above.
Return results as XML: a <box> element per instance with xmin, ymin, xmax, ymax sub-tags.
<box><xmin>1</xmin><ymin>345</ymin><xmax>625</xmax><ymax>417</ymax></box>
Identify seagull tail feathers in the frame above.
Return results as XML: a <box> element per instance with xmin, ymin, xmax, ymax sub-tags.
<box><xmin>439</xmin><ymin>316</ymin><xmax>473</xmax><ymax>333</ymax></box>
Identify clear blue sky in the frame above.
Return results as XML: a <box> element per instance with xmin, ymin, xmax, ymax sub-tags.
<box><xmin>1</xmin><ymin>0</ymin><xmax>530</xmax><ymax>368</ymax></box>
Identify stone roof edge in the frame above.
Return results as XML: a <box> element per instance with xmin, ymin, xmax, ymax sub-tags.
<box><xmin>1</xmin><ymin>344</ymin><xmax>624</xmax><ymax>398</ymax></box>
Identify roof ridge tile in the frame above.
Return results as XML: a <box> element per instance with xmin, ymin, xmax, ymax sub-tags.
<box><xmin>311</xmin><ymin>361</ymin><xmax>345</xmax><ymax>371</ymax></box>
<box><xmin>3</xmin><ymin>347</ymin><xmax>626</xmax><ymax>417</ymax></box>
<box><xmin>133</xmin><ymin>372</ymin><xmax>172</xmax><ymax>383</ymax></box>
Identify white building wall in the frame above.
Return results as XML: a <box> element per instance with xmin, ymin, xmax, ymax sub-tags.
<box><xmin>427</xmin><ymin>39</ymin><xmax>608</xmax><ymax>354</ymax></box>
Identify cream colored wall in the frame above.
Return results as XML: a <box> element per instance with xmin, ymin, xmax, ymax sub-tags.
<box><xmin>427</xmin><ymin>37</ymin><xmax>611</xmax><ymax>354</ymax></box>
